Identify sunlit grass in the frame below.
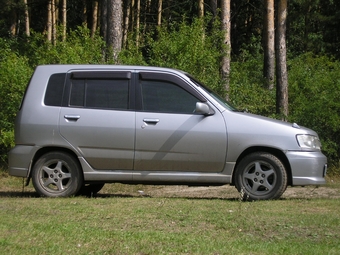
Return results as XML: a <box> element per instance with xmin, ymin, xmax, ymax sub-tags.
<box><xmin>1</xmin><ymin>170</ymin><xmax>340</xmax><ymax>254</ymax></box>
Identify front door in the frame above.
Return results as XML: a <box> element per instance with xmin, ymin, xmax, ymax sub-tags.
<box><xmin>134</xmin><ymin>72</ymin><xmax>227</xmax><ymax>173</ymax></box>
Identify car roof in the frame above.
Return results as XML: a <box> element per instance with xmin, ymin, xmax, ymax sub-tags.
<box><xmin>36</xmin><ymin>64</ymin><xmax>187</xmax><ymax>76</ymax></box>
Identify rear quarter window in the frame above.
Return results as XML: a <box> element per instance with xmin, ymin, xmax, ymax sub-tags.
<box><xmin>44</xmin><ymin>73</ymin><xmax>66</xmax><ymax>106</ymax></box>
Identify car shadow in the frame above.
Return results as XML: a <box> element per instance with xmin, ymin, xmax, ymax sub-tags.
<box><xmin>0</xmin><ymin>191</ymin><xmax>39</xmax><ymax>198</ymax></box>
<box><xmin>0</xmin><ymin>190</ymin><xmax>240</xmax><ymax>201</ymax></box>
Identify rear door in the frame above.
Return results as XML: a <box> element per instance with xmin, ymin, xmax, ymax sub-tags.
<box><xmin>59</xmin><ymin>71</ymin><xmax>135</xmax><ymax>170</ymax></box>
<box><xmin>134</xmin><ymin>71</ymin><xmax>227</xmax><ymax>173</ymax></box>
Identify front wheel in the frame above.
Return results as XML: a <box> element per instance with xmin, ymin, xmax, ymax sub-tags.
<box><xmin>235</xmin><ymin>152</ymin><xmax>287</xmax><ymax>201</ymax></box>
<box><xmin>32</xmin><ymin>152</ymin><xmax>83</xmax><ymax>197</ymax></box>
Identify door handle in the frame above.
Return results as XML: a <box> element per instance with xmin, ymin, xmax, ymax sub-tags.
<box><xmin>143</xmin><ymin>118</ymin><xmax>159</xmax><ymax>124</ymax></box>
<box><xmin>64</xmin><ymin>115</ymin><xmax>81</xmax><ymax>121</ymax></box>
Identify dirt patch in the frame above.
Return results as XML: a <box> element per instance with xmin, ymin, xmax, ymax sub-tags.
<box><xmin>1</xmin><ymin>174</ymin><xmax>340</xmax><ymax>199</ymax></box>
<box><xmin>117</xmin><ymin>184</ymin><xmax>340</xmax><ymax>200</ymax></box>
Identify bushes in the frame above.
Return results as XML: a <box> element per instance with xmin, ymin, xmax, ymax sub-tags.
<box><xmin>0</xmin><ymin>26</ymin><xmax>106</xmax><ymax>167</ymax></box>
<box><xmin>0</xmin><ymin>39</ymin><xmax>32</xmax><ymax>166</ymax></box>
<box><xmin>288</xmin><ymin>53</ymin><xmax>340</xmax><ymax>164</ymax></box>
<box><xmin>229</xmin><ymin>52</ymin><xmax>340</xmax><ymax>171</ymax></box>
<box><xmin>145</xmin><ymin>18</ymin><xmax>225</xmax><ymax>94</ymax></box>
<box><xmin>21</xmin><ymin>26</ymin><xmax>106</xmax><ymax>66</ymax></box>
<box><xmin>229</xmin><ymin>52</ymin><xmax>276</xmax><ymax>116</ymax></box>
<box><xmin>1</xmin><ymin>25</ymin><xmax>340</xmax><ymax>174</ymax></box>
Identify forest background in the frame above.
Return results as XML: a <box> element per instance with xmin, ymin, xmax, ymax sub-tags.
<box><xmin>0</xmin><ymin>0</ymin><xmax>340</xmax><ymax>176</ymax></box>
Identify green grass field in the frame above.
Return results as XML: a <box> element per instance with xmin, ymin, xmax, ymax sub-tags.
<box><xmin>1</xmin><ymin>172</ymin><xmax>339</xmax><ymax>254</ymax></box>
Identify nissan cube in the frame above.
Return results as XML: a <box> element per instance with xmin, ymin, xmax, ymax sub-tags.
<box><xmin>8</xmin><ymin>65</ymin><xmax>327</xmax><ymax>200</ymax></box>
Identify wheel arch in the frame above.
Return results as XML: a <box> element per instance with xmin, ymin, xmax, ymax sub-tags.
<box><xmin>29</xmin><ymin>146</ymin><xmax>83</xmax><ymax>179</ymax></box>
<box><xmin>232</xmin><ymin>146</ymin><xmax>292</xmax><ymax>186</ymax></box>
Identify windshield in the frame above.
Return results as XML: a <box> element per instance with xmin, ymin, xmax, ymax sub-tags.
<box><xmin>185</xmin><ymin>74</ymin><xmax>238</xmax><ymax>111</ymax></box>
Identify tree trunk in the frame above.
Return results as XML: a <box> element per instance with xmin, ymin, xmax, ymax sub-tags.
<box><xmin>107</xmin><ymin>0</ymin><xmax>123</xmax><ymax>62</ymax></box>
<box><xmin>52</xmin><ymin>0</ymin><xmax>56</xmax><ymax>45</ymax></box>
<box><xmin>263</xmin><ymin>0</ymin><xmax>275</xmax><ymax>90</ymax></box>
<box><xmin>198</xmin><ymin>0</ymin><xmax>204</xmax><ymax>18</ymax></box>
<box><xmin>210</xmin><ymin>0</ymin><xmax>217</xmax><ymax>17</ymax></box>
<box><xmin>47</xmin><ymin>0</ymin><xmax>52</xmax><ymax>42</ymax></box>
<box><xmin>62</xmin><ymin>0</ymin><xmax>67</xmax><ymax>41</ymax></box>
<box><xmin>143</xmin><ymin>0</ymin><xmax>151</xmax><ymax>35</ymax></box>
<box><xmin>157</xmin><ymin>0</ymin><xmax>162</xmax><ymax>26</ymax></box>
<box><xmin>23</xmin><ymin>0</ymin><xmax>30</xmax><ymax>36</ymax></box>
<box><xmin>82</xmin><ymin>0</ymin><xmax>88</xmax><ymax>26</ymax></box>
<box><xmin>275</xmin><ymin>0</ymin><xmax>288</xmax><ymax>119</ymax></box>
<box><xmin>123</xmin><ymin>0</ymin><xmax>131</xmax><ymax>47</ymax></box>
<box><xmin>136</xmin><ymin>0</ymin><xmax>140</xmax><ymax>47</ymax></box>
<box><xmin>55</xmin><ymin>0</ymin><xmax>60</xmax><ymax>23</ymax></box>
<box><xmin>10</xmin><ymin>7</ymin><xmax>18</xmax><ymax>36</ymax></box>
<box><xmin>100</xmin><ymin>0</ymin><xmax>108</xmax><ymax>43</ymax></box>
<box><xmin>91</xmin><ymin>0</ymin><xmax>99</xmax><ymax>38</ymax></box>
<box><xmin>221</xmin><ymin>0</ymin><xmax>231</xmax><ymax>101</ymax></box>
<box><xmin>131</xmin><ymin>0</ymin><xmax>135</xmax><ymax>31</ymax></box>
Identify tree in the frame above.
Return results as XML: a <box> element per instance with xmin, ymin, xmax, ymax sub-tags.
<box><xmin>101</xmin><ymin>0</ymin><xmax>108</xmax><ymax>44</ymax></box>
<box><xmin>24</xmin><ymin>0</ymin><xmax>30</xmax><ymax>36</ymax></box>
<box><xmin>198</xmin><ymin>0</ymin><xmax>204</xmax><ymax>17</ymax></box>
<box><xmin>210</xmin><ymin>0</ymin><xmax>217</xmax><ymax>16</ymax></box>
<box><xmin>91</xmin><ymin>0</ymin><xmax>99</xmax><ymax>38</ymax></box>
<box><xmin>47</xmin><ymin>0</ymin><xmax>52</xmax><ymax>42</ymax></box>
<box><xmin>136</xmin><ymin>0</ymin><xmax>140</xmax><ymax>47</ymax></box>
<box><xmin>221</xmin><ymin>0</ymin><xmax>231</xmax><ymax>100</ymax></box>
<box><xmin>62</xmin><ymin>0</ymin><xmax>67</xmax><ymax>41</ymax></box>
<box><xmin>275</xmin><ymin>0</ymin><xmax>288</xmax><ymax>118</ymax></box>
<box><xmin>157</xmin><ymin>0</ymin><xmax>162</xmax><ymax>26</ymax></box>
<box><xmin>263</xmin><ymin>0</ymin><xmax>275</xmax><ymax>90</ymax></box>
<box><xmin>52</xmin><ymin>0</ymin><xmax>56</xmax><ymax>45</ymax></box>
<box><xmin>107</xmin><ymin>0</ymin><xmax>123</xmax><ymax>62</ymax></box>
<box><xmin>123</xmin><ymin>0</ymin><xmax>131</xmax><ymax>46</ymax></box>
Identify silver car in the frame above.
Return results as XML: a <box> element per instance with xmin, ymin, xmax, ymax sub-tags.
<box><xmin>8</xmin><ymin>65</ymin><xmax>327</xmax><ymax>200</ymax></box>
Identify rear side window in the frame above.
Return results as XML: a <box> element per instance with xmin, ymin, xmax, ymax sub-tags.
<box><xmin>69</xmin><ymin>72</ymin><xmax>130</xmax><ymax>110</ymax></box>
<box><xmin>44</xmin><ymin>73</ymin><xmax>66</xmax><ymax>106</ymax></box>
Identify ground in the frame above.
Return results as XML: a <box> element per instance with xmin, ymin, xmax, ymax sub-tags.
<box><xmin>1</xmin><ymin>174</ymin><xmax>339</xmax><ymax>199</ymax></box>
<box><xmin>108</xmin><ymin>184</ymin><xmax>340</xmax><ymax>200</ymax></box>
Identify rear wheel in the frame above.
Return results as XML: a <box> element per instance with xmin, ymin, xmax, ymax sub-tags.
<box><xmin>235</xmin><ymin>152</ymin><xmax>287</xmax><ymax>201</ymax></box>
<box><xmin>32</xmin><ymin>152</ymin><xmax>83</xmax><ymax>197</ymax></box>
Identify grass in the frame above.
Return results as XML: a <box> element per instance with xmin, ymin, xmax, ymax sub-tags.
<box><xmin>0</xmin><ymin>171</ymin><xmax>340</xmax><ymax>254</ymax></box>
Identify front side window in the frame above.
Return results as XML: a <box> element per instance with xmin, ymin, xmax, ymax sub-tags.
<box><xmin>69</xmin><ymin>79</ymin><xmax>129</xmax><ymax>110</ymax></box>
<box><xmin>141</xmin><ymin>80</ymin><xmax>198</xmax><ymax>114</ymax></box>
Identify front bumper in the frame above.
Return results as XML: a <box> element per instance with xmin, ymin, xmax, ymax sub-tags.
<box><xmin>286</xmin><ymin>151</ymin><xmax>327</xmax><ymax>186</ymax></box>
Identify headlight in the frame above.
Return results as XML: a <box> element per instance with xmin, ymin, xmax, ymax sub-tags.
<box><xmin>296</xmin><ymin>134</ymin><xmax>321</xmax><ymax>150</ymax></box>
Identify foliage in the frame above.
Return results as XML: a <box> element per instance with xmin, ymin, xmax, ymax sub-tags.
<box><xmin>145</xmin><ymin>17</ymin><xmax>225</xmax><ymax>94</ymax></box>
<box><xmin>1</xmin><ymin>20</ymin><xmax>340</xmax><ymax>174</ymax></box>
<box><xmin>0</xmin><ymin>27</ymin><xmax>106</xmax><ymax>167</ymax></box>
<box><xmin>228</xmin><ymin>50</ymin><xmax>340</xmax><ymax>171</ymax></box>
<box><xmin>288</xmin><ymin>53</ymin><xmax>340</xmax><ymax>163</ymax></box>
<box><xmin>19</xmin><ymin>26</ymin><xmax>106</xmax><ymax>66</ymax></box>
<box><xmin>0</xmin><ymin>38</ymin><xmax>32</xmax><ymax>166</ymax></box>
<box><xmin>229</xmin><ymin>46</ymin><xmax>276</xmax><ymax>116</ymax></box>
<box><xmin>118</xmin><ymin>34</ymin><xmax>148</xmax><ymax>66</ymax></box>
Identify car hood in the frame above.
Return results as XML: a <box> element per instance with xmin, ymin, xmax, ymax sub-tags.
<box><xmin>229</xmin><ymin>111</ymin><xmax>317</xmax><ymax>134</ymax></box>
<box><xmin>222</xmin><ymin>111</ymin><xmax>319</xmax><ymax>160</ymax></box>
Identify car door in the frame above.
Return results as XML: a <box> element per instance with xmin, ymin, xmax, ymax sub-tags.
<box><xmin>59</xmin><ymin>71</ymin><xmax>135</xmax><ymax>170</ymax></box>
<box><xmin>134</xmin><ymin>71</ymin><xmax>227</xmax><ymax>173</ymax></box>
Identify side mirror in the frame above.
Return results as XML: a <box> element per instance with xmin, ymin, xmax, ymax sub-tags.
<box><xmin>195</xmin><ymin>102</ymin><xmax>214</xmax><ymax>116</ymax></box>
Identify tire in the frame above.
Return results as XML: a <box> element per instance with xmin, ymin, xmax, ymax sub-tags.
<box><xmin>77</xmin><ymin>183</ymin><xmax>105</xmax><ymax>196</ymax></box>
<box><xmin>32</xmin><ymin>152</ymin><xmax>83</xmax><ymax>197</ymax></box>
<box><xmin>235</xmin><ymin>152</ymin><xmax>287</xmax><ymax>201</ymax></box>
